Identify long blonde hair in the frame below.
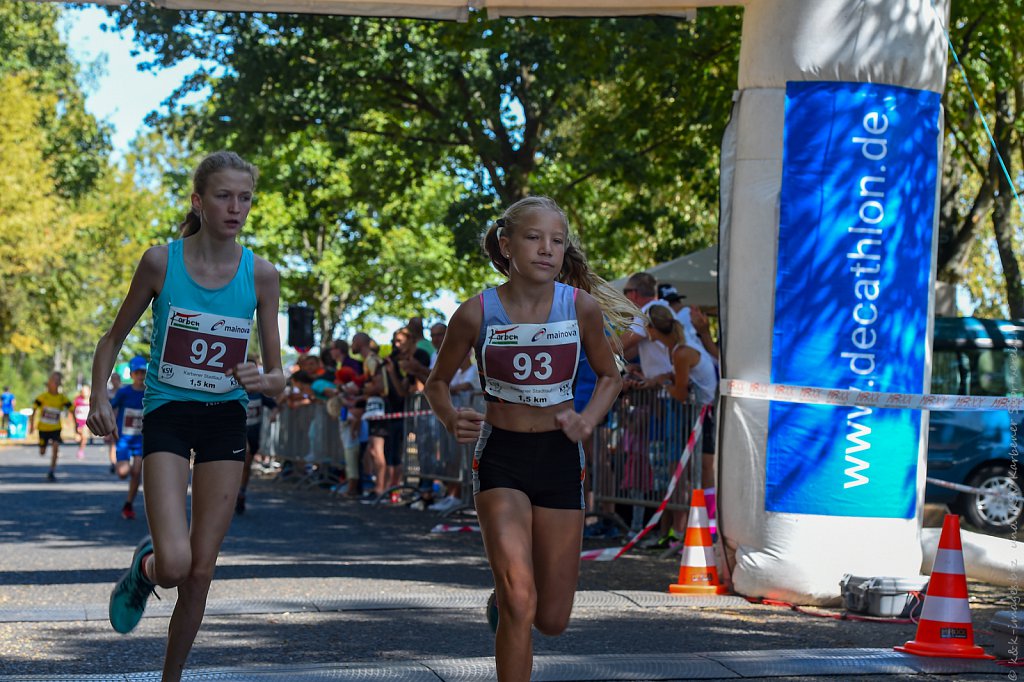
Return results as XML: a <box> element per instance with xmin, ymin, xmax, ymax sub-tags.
<box><xmin>648</xmin><ymin>304</ymin><xmax>686</xmax><ymax>348</ymax></box>
<box><xmin>178</xmin><ymin>151</ymin><xmax>259</xmax><ymax>237</ymax></box>
<box><xmin>480</xmin><ymin>196</ymin><xmax>639</xmax><ymax>351</ymax></box>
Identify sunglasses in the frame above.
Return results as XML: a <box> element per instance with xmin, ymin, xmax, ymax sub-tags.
<box><xmin>623</xmin><ymin>288</ymin><xmax>636</xmax><ymax>295</ymax></box>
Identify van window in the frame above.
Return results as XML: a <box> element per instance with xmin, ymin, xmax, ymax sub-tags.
<box><xmin>931</xmin><ymin>350</ymin><xmax>963</xmax><ymax>395</ymax></box>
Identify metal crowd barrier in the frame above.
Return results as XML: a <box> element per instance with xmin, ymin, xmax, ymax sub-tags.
<box><xmin>265</xmin><ymin>386</ymin><xmax>702</xmax><ymax>525</ymax></box>
<box><xmin>400</xmin><ymin>391</ymin><xmax>485</xmax><ymax>508</ymax></box>
<box><xmin>265</xmin><ymin>402</ymin><xmax>345</xmax><ymax>487</ymax></box>
<box><xmin>590</xmin><ymin>386</ymin><xmax>701</xmax><ymax>517</ymax></box>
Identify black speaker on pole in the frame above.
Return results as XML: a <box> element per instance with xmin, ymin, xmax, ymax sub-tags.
<box><xmin>287</xmin><ymin>304</ymin><xmax>315</xmax><ymax>350</ymax></box>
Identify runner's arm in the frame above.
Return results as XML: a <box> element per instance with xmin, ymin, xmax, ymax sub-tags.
<box><xmin>557</xmin><ymin>291</ymin><xmax>622</xmax><ymax>442</ymax></box>
<box><xmin>88</xmin><ymin>246</ymin><xmax>166</xmax><ymax>437</ymax></box>
<box><xmin>425</xmin><ymin>298</ymin><xmax>483</xmax><ymax>439</ymax></box>
<box><xmin>234</xmin><ymin>256</ymin><xmax>286</xmax><ymax>397</ymax></box>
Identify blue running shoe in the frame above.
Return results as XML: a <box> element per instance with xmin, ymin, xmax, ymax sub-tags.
<box><xmin>486</xmin><ymin>590</ymin><xmax>499</xmax><ymax>634</ymax></box>
<box><xmin>109</xmin><ymin>536</ymin><xmax>158</xmax><ymax>634</ymax></box>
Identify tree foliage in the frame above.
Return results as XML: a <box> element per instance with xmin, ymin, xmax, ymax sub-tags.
<box><xmin>939</xmin><ymin>0</ymin><xmax>1024</xmax><ymax>317</ymax></box>
<box><xmin>0</xmin><ymin>2</ymin><xmax>161</xmax><ymax>395</ymax></box>
<box><xmin>103</xmin><ymin>6</ymin><xmax>741</xmax><ymax>337</ymax></box>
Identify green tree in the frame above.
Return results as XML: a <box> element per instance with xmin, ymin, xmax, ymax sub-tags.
<box><xmin>938</xmin><ymin>1</ymin><xmax>1024</xmax><ymax>317</ymax></box>
<box><xmin>104</xmin><ymin>8</ymin><xmax>740</xmax><ymax>292</ymax></box>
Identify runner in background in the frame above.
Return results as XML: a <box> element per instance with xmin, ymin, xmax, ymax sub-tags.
<box><xmin>1</xmin><ymin>386</ymin><xmax>15</xmax><ymax>437</ymax></box>
<box><xmin>87</xmin><ymin>151</ymin><xmax>285</xmax><ymax>682</ymax></box>
<box><xmin>109</xmin><ymin>356</ymin><xmax>148</xmax><ymax>519</ymax></box>
<box><xmin>106</xmin><ymin>372</ymin><xmax>122</xmax><ymax>474</ymax></box>
<box><xmin>425</xmin><ymin>196</ymin><xmax>634</xmax><ymax>682</ymax></box>
<box><xmin>30</xmin><ymin>371</ymin><xmax>72</xmax><ymax>482</ymax></box>
<box><xmin>73</xmin><ymin>385</ymin><xmax>91</xmax><ymax>459</ymax></box>
<box><xmin>237</xmin><ymin>353</ymin><xmax>277</xmax><ymax>515</ymax></box>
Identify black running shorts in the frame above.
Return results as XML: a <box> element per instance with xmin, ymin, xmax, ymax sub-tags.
<box><xmin>143</xmin><ymin>401</ymin><xmax>246</xmax><ymax>463</ymax></box>
<box><xmin>472</xmin><ymin>424</ymin><xmax>585</xmax><ymax>510</ymax></box>
<box><xmin>38</xmin><ymin>430</ymin><xmax>62</xmax><ymax>446</ymax></box>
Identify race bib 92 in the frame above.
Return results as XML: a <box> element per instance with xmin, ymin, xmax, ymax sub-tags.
<box><xmin>159</xmin><ymin>307</ymin><xmax>251</xmax><ymax>394</ymax></box>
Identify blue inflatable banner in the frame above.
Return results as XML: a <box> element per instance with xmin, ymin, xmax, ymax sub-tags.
<box><xmin>766</xmin><ymin>81</ymin><xmax>940</xmax><ymax>518</ymax></box>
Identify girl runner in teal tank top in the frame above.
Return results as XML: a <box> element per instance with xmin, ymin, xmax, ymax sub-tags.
<box><xmin>425</xmin><ymin>196</ymin><xmax>637</xmax><ymax>682</ymax></box>
<box><xmin>86</xmin><ymin>151</ymin><xmax>285</xmax><ymax>682</ymax></box>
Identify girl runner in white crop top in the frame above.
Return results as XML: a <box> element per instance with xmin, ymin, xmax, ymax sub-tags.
<box><xmin>425</xmin><ymin>196</ymin><xmax>636</xmax><ymax>682</ymax></box>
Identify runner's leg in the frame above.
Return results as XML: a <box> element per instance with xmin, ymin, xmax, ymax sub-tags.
<box><xmin>161</xmin><ymin>458</ymin><xmax>243</xmax><ymax>682</ymax></box>
<box><xmin>477</xmin><ymin>488</ymin><xmax>535</xmax><ymax>682</ymax></box>
<box><xmin>531</xmin><ymin>506</ymin><xmax>585</xmax><ymax>635</ymax></box>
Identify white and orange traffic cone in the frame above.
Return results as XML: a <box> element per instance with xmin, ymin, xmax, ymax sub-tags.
<box><xmin>895</xmin><ymin>514</ymin><xmax>993</xmax><ymax>659</ymax></box>
<box><xmin>669</xmin><ymin>488</ymin><xmax>728</xmax><ymax>595</ymax></box>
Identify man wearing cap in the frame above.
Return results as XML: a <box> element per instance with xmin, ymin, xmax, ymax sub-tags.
<box><xmin>110</xmin><ymin>356</ymin><xmax>148</xmax><ymax>520</ymax></box>
<box><xmin>658</xmin><ymin>283</ymin><xmax>719</xmax><ymax>365</ymax></box>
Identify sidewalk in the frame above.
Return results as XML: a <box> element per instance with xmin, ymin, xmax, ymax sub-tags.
<box><xmin>0</xmin><ymin>442</ymin><xmax>1011</xmax><ymax>680</ymax></box>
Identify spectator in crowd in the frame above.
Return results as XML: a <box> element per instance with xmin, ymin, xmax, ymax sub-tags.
<box><xmin>620</xmin><ymin>272</ymin><xmax>673</xmax><ymax>386</ymax></box>
<box><xmin>330</xmin><ymin>339</ymin><xmax>363</xmax><ymax>376</ymax></box>
<box><xmin>320</xmin><ymin>346</ymin><xmax>337</xmax><ymax>373</ymax></box>
<box><xmin>352</xmin><ymin>332</ymin><xmax>389</xmax><ymax>502</ymax></box>
<box><xmin>297</xmin><ymin>353</ymin><xmax>327</xmax><ymax>380</ymax></box>
<box><xmin>376</xmin><ymin>328</ymin><xmax>430</xmax><ymax>501</ymax></box>
<box><xmin>408</xmin><ymin>316</ymin><xmax>435</xmax><ymax>356</ymax></box>
<box><xmin>428</xmin><ymin>323</ymin><xmax>447</xmax><ymax>365</ymax></box>
<box><xmin>658</xmin><ymin>283</ymin><xmax>719</xmax><ymax>365</ymax></box>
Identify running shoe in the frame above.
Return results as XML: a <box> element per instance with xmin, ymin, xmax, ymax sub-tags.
<box><xmin>109</xmin><ymin>463</ymin><xmax>116</xmax><ymax>474</ymax></box>
<box><xmin>109</xmin><ymin>536</ymin><xmax>158</xmax><ymax>634</ymax></box>
<box><xmin>359</xmin><ymin>492</ymin><xmax>381</xmax><ymax>505</ymax></box>
<box><xmin>429</xmin><ymin>495</ymin><xmax>461</xmax><ymax>513</ymax></box>
<box><xmin>121</xmin><ymin>502</ymin><xmax>135</xmax><ymax>520</ymax></box>
<box><xmin>46</xmin><ymin>471</ymin><xmax>56</xmax><ymax>482</ymax></box>
<box><xmin>486</xmin><ymin>590</ymin><xmax>499</xmax><ymax>633</ymax></box>
<box><xmin>76</xmin><ymin>448</ymin><xmax>85</xmax><ymax>460</ymax></box>
<box><xmin>235</xmin><ymin>492</ymin><xmax>246</xmax><ymax>515</ymax></box>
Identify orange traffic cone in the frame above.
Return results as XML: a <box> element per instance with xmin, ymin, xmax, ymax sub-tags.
<box><xmin>895</xmin><ymin>514</ymin><xmax>993</xmax><ymax>659</ymax></box>
<box><xmin>669</xmin><ymin>489</ymin><xmax>728</xmax><ymax>595</ymax></box>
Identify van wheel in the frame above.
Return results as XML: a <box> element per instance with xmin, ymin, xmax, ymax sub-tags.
<box><xmin>960</xmin><ymin>464</ymin><xmax>1023</xmax><ymax>534</ymax></box>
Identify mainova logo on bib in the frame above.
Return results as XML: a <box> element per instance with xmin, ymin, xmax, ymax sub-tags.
<box><xmin>766</xmin><ymin>81</ymin><xmax>939</xmax><ymax>519</ymax></box>
<box><xmin>160</xmin><ymin>307</ymin><xmax>252</xmax><ymax>393</ymax></box>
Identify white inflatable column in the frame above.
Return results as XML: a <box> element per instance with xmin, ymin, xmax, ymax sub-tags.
<box><xmin>718</xmin><ymin>0</ymin><xmax>950</xmax><ymax>603</ymax></box>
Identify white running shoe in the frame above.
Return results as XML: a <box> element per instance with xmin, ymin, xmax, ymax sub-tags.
<box><xmin>429</xmin><ymin>495</ymin><xmax>461</xmax><ymax>512</ymax></box>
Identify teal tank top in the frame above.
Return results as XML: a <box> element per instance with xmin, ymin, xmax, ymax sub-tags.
<box><xmin>144</xmin><ymin>239</ymin><xmax>257</xmax><ymax>414</ymax></box>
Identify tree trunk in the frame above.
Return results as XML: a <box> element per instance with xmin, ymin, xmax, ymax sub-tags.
<box><xmin>991</xmin><ymin>89</ymin><xmax>1024</xmax><ymax>319</ymax></box>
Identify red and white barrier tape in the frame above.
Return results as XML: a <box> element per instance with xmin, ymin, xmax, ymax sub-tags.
<box><xmin>363</xmin><ymin>409</ymin><xmax>435</xmax><ymax>421</ymax></box>
<box><xmin>431</xmin><ymin>523</ymin><xmax>480</xmax><ymax>533</ymax></box>
<box><xmin>722</xmin><ymin>379</ymin><xmax>1024</xmax><ymax>412</ymax></box>
<box><xmin>580</xmin><ymin>404</ymin><xmax>711</xmax><ymax>562</ymax></box>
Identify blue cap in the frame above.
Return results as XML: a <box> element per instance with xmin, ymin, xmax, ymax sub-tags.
<box><xmin>129</xmin><ymin>356</ymin><xmax>148</xmax><ymax>372</ymax></box>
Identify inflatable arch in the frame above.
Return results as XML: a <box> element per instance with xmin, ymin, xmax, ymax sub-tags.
<box><xmin>48</xmin><ymin>0</ymin><xmax>951</xmax><ymax>603</ymax></box>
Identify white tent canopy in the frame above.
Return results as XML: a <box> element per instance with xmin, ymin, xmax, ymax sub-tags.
<box><xmin>609</xmin><ymin>244</ymin><xmax>718</xmax><ymax>308</ymax></box>
<box><xmin>33</xmin><ymin>0</ymin><xmax>730</xmax><ymax>20</ymax></box>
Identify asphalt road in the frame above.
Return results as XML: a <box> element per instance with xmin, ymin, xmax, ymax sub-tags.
<box><xmin>0</xmin><ymin>440</ymin><xmax>1011</xmax><ymax>680</ymax></box>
